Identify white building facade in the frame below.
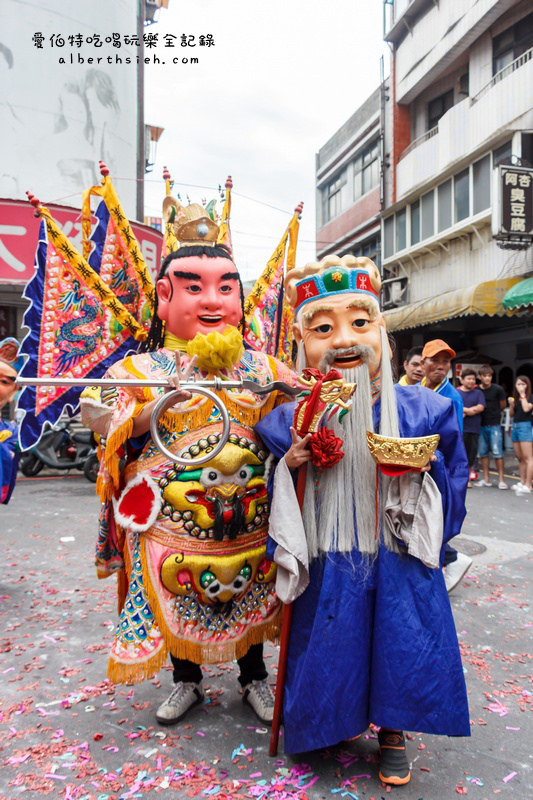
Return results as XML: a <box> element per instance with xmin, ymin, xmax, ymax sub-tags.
<box><xmin>315</xmin><ymin>88</ymin><xmax>382</xmax><ymax>265</ymax></box>
<box><xmin>381</xmin><ymin>0</ymin><xmax>533</xmax><ymax>390</ymax></box>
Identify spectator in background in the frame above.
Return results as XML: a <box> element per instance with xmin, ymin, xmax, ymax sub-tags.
<box><xmin>458</xmin><ymin>368</ymin><xmax>485</xmax><ymax>486</ymax></box>
<box><xmin>421</xmin><ymin>339</ymin><xmax>470</xmax><ymax>592</ymax></box>
<box><xmin>0</xmin><ymin>338</ymin><xmax>21</xmax><ymax>505</ymax></box>
<box><xmin>421</xmin><ymin>340</ymin><xmax>464</xmax><ymax>428</ymax></box>
<box><xmin>399</xmin><ymin>346</ymin><xmax>424</xmax><ymax>386</ymax></box>
<box><xmin>508</xmin><ymin>375</ymin><xmax>533</xmax><ymax>495</ymax></box>
<box><xmin>475</xmin><ymin>365</ymin><xmax>508</xmax><ymax>490</ymax></box>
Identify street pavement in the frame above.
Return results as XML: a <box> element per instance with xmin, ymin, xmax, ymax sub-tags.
<box><xmin>0</xmin><ymin>472</ymin><xmax>531</xmax><ymax>800</ymax></box>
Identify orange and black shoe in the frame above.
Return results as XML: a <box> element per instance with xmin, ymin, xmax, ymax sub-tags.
<box><xmin>378</xmin><ymin>728</ymin><xmax>411</xmax><ymax>785</ymax></box>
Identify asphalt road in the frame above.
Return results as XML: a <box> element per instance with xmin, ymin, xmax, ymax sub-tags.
<box><xmin>0</xmin><ymin>474</ymin><xmax>531</xmax><ymax>800</ymax></box>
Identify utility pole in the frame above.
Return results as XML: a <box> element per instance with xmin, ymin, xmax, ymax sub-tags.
<box><xmin>136</xmin><ymin>0</ymin><xmax>145</xmax><ymax>222</ymax></box>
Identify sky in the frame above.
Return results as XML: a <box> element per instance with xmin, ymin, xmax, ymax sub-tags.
<box><xmin>144</xmin><ymin>0</ymin><xmax>388</xmax><ymax>283</ymax></box>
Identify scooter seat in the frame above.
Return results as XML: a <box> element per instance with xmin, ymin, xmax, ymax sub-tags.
<box><xmin>72</xmin><ymin>431</ymin><xmax>93</xmax><ymax>444</ymax></box>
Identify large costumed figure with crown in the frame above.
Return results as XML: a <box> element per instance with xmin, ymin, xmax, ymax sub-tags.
<box><xmin>82</xmin><ymin>202</ymin><xmax>296</xmax><ymax>726</ymax></box>
<box><xmin>256</xmin><ymin>255</ymin><xmax>470</xmax><ymax>784</ymax></box>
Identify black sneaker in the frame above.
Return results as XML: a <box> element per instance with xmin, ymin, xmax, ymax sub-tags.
<box><xmin>378</xmin><ymin>728</ymin><xmax>411</xmax><ymax>785</ymax></box>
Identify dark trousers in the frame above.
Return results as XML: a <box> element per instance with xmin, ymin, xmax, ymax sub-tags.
<box><xmin>463</xmin><ymin>432</ymin><xmax>479</xmax><ymax>471</ymax></box>
<box><xmin>170</xmin><ymin>643</ymin><xmax>267</xmax><ymax>687</ymax></box>
<box><xmin>444</xmin><ymin>544</ymin><xmax>458</xmax><ymax>567</ymax></box>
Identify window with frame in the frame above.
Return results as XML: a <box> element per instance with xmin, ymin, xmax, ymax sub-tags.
<box><xmin>362</xmin><ymin>141</ymin><xmax>379</xmax><ymax>194</ymax></box>
<box><xmin>322</xmin><ymin>171</ymin><xmax>347</xmax><ymax>224</ymax></box>
<box><xmin>427</xmin><ymin>89</ymin><xmax>454</xmax><ymax>131</ymax></box>
<box><xmin>352</xmin><ymin>235</ymin><xmax>380</xmax><ymax>269</ymax></box>
<box><xmin>492</xmin><ymin>12</ymin><xmax>533</xmax><ymax>75</ymax></box>
<box><xmin>396</xmin><ymin>208</ymin><xmax>407</xmax><ymax>251</ymax></box>
<box><xmin>421</xmin><ymin>190</ymin><xmax>435</xmax><ymax>239</ymax></box>
<box><xmin>438</xmin><ymin>179</ymin><xmax>452</xmax><ymax>231</ymax></box>
<box><xmin>354</xmin><ymin>139</ymin><xmax>379</xmax><ymax>199</ymax></box>
<box><xmin>383</xmin><ymin>216</ymin><xmax>395</xmax><ymax>259</ymax></box>
<box><xmin>411</xmin><ymin>200</ymin><xmax>420</xmax><ymax>245</ymax></box>
<box><xmin>493</xmin><ymin>140</ymin><xmax>513</xmax><ymax>167</ymax></box>
<box><xmin>454</xmin><ymin>168</ymin><xmax>470</xmax><ymax>222</ymax></box>
<box><xmin>473</xmin><ymin>155</ymin><xmax>491</xmax><ymax>214</ymax></box>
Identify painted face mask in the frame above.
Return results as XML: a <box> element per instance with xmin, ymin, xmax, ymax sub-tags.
<box><xmin>156</xmin><ymin>255</ymin><xmax>242</xmax><ymax>340</ymax></box>
<box><xmin>297</xmin><ymin>295</ymin><xmax>384</xmax><ymax>378</ymax></box>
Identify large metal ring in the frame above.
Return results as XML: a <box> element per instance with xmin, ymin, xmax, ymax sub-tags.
<box><xmin>149</xmin><ymin>386</ymin><xmax>230</xmax><ymax>467</ymax></box>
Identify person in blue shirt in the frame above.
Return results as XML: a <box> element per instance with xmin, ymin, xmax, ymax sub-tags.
<box><xmin>420</xmin><ymin>339</ymin><xmax>470</xmax><ymax>591</ymax></box>
<box><xmin>0</xmin><ymin>338</ymin><xmax>21</xmax><ymax>504</ymax></box>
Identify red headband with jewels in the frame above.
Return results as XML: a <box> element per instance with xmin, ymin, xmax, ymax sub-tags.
<box><xmin>294</xmin><ymin>267</ymin><xmax>380</xmax><ymax>315</ymax></box>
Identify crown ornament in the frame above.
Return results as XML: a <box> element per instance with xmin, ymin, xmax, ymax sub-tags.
<box><xmin>163</xmin><ymin>198</ymin><xmax>220</xmax><ymax>247</ymax></box>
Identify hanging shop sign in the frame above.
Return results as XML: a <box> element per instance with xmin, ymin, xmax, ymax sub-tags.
<box><xmin>492</xmin><ymin>165</ymin><xmax>533</xmax><ymax>249</ymax></box>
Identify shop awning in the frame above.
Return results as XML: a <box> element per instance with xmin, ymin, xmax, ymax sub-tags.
<box><xmin>502</xmin><ymin>277</ymin><xmax>533</xmax><ymax>310</ymax></box>
<box><xmin>384</xmin><ymin>277</ymin><xmax>522</xmax><ymax>332</ymax></box>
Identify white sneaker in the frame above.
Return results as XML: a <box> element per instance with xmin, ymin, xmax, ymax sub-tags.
<box><xmin>156</xmin><ymin>681</ymin><xmax>204</xmax><ymax>725</ymax></box>
<box><xmin>511</xmin><ymin>482</ymin><xmax>524</xmax><ymax>491</ymax></box>
<box><xmin>474</xmin><ymin>479</ymin><xmax>492</xmax><ymax>487</ymax></box>
<box><xmin>516</xmin><ymin>485</ymin><xmax>532</xmax><ymax>495</ymax></box>
<box><xmin>243</xmin><ymin>679</ymin><xmax>275</xmax><ymax>724</ymax></box>
<box><xmin>444</xmin><ymin>552</ymin><xmax>473</xmax><ymax>593</ymax></box>
<box><xmin>498</xmin><ymin>482</ymin><xmax>509</xmax><ymax>490</ymax></box>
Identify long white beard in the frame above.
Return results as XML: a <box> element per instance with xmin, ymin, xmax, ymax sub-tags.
<box><xmin>301</xmin><ymin>328</ymin><xmax>400</xmax><ymax>559</ymax></box>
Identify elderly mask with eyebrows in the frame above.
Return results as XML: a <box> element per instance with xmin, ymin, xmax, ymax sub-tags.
<box><xmin>293</xmin><ymin>294</ymin><xmax>385</xmax><ymax>378</ymax></box>
<box><xmin>156</xmin><ymin>254</ymin><xmax>242</xmax><ymax>340</ymax></box>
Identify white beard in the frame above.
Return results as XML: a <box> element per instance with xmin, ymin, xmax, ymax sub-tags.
<box><xmin>301</xmin><ymin>328</ymin><xmax>400</xmax><ymax>559</ymax></box>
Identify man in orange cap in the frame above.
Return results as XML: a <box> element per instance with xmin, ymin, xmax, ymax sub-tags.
<box><xmin>421</xmin><ymin>339</ymin><xmax>471</xmax><ymax>590</ymax></box>
<box><xmin>421</xmin><ymin>339</ymin><xmax>464</xmax><ymax>429</ymax></box>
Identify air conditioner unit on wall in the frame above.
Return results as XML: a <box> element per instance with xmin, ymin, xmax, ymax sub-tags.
<box><xmin>382</xmin><ymin>277</ymin><xmax>408</xmax><ymax>309</ymax></box>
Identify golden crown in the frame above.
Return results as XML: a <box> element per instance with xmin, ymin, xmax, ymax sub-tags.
<box><xmin>163</xmin><ymin>198</ymin><xmax>220</xmax><ymax>246</ymax></box>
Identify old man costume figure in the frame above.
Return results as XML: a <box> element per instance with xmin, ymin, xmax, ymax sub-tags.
<box><xmin>83</xmin><ymin>204</ymin><xmax>295</xmax><ymax>725</ymax></box>
<box><xmin>256</xmin><ymin>255</ymin><xmax>470</xmax><ymax>785</ymax></box>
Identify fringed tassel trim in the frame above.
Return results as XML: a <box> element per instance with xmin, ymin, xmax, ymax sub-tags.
<box><xmin>96</xmin><ymin>474</ymin><xmax>115</xmax><ymax>502</ymax></box>
<box><xmin>140</xmin><ymin>535</ymin><xmax>281</xmax><ymax>666</ymax></box>
<box><xmin>158</xmin><ymin>401</ymin><xmax>214</xmax><ymax>433</ymax></box>
<box><xmin>221</xmin><ymin>390</ymin><xmax>275</xmax><ymax>427</ymax></box>
<box><xmin>157</xmin><ymin>389</ymin><xmax>269</xmax><ymax>433</ymax></box>
<box><xmin>102</xmin><ymin>402</ymin><xmax>149</xmax><ymax>493</ymax></box>
<box><xmin>107</xmin><ymin>642</ymin><xmax>168</xmax><ymax>686</ymax></box>
<box><xmin>167</xmin><ymin>614</ymin><xmax>282</xmax><ymax>665</ymax></box>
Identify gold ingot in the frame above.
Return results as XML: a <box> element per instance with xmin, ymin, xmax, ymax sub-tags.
<box><xmin>366</xmin><ymin>431</ymin><xmax>440</xmax><ymax>470</ymax></box>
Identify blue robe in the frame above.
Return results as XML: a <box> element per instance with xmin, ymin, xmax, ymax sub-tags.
<box><xmin>1</xmin><ymin>420</ymin><xmax>19</xmax><ymax>505</ymax></box>
<box><xmin>434</xmin><ymin>376</ymin><xmax>464</xmax><ymax>432</ymax></box>
<box><xmin>256</xmin><ymin>384</ymin><xmax>470</xmax><ymax>753</ymax></box>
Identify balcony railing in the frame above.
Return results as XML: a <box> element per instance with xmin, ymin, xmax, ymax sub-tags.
<box><xmin>471</xmin><ymin>47</ymin><xmax>533</xmax><ymax>104</ymax></box>
<box><xmin>398</xmin><ymin>124</ymin><xmax>438</xmax><ymax>162</ymax></box>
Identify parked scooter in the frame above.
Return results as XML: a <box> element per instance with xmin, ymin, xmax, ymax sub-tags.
<box><xmin>19</xmin><ymin>420</ymin><xmax>97</xmax><ymax>481</ymax></box>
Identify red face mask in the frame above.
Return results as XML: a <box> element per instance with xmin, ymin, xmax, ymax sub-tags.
<box><xmin>156</xmin><ymin>255</ymin><xmax>242</xmax><ymax>340</ymax></box>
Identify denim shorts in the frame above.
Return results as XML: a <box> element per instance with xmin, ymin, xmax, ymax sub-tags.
<box><xmin>478</xmin><ymin>425</ymin><xmax>503</xmax><ymax>458</ymax></box>
<box><xmin>511</xmin><ymin>421</ymin><xmax>533</xmax><ymax>443</ymax></box>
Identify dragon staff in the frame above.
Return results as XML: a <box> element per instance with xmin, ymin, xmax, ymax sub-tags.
<box><xmin>16</xmin><ymin>376</ymin><xmax>299</xmax><ymax>467</ymax></box>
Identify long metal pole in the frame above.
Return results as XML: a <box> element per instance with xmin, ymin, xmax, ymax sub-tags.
<box><xmin>16</xmin><ymin>378</ymin><xmax>245</xmax><ymax>389</ymax></box>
